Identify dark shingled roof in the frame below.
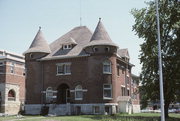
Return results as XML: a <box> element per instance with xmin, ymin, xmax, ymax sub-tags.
<box><xmin>117</xmin><ymin>48</ymin><xmax>130</xmax><ymax>58</ymax></box>
<box><xmin>25</xmin><ymin>19</ymin><xmax>121</xmax><ymax>60</ymax></box>
<box><xmin>85</xmin><ymin>18</ymin><xmax>118</xmax><ymax>48</ymax></box>
<box><xmin>41</xmin><ymin>26</ymin><xmax>92</xmax><ymax>60</ymax></box>
<box><xmin>24</xmin><ymin>27</ymin><xmax>51</xmax><ymax>55</ymax></box>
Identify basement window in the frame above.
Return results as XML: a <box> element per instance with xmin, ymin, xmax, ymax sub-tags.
<box><xmin>93</xmin><ymin>106</ymin><xmax>100</xmax><ymax>114</ymax></box>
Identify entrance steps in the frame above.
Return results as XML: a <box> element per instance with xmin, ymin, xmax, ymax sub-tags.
<box><xmin>48</xmin><ymin>104</ymin><xmax>70</xmax><ymax>116</ymax></box>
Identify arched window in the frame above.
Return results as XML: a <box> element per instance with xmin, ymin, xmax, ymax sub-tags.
<box><xmin>75</xmin><ymin>85</ymin><xmax>83</xmax><ymax>100</ymax></box>
<box><xmin>103</xmin><ymin>60</ymin><xmax>111</xmax><ymax>74</ymax></box>
<box><xmin>46</xmin><ymin>87</ymin><xmax>53</xmax><ymax>103</ymax></box>
<box><xmin>8</xmin><ymin>89</ymin><xmax>16</xmax><ymax>101</ymax></box>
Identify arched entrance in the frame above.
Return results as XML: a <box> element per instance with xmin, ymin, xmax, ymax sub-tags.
<box><xmin>57</xmin><ymin>84</ymin><xmax>70</xmax><ymax>104</ymax></box>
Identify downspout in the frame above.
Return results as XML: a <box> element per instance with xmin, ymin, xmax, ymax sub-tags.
<box><xmin>41</xmin><ymin>62</ymin><xmax>44</xmax><ymax>105</ymax></box>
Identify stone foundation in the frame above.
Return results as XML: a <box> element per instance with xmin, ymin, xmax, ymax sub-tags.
<box><xmin>25</xmin><ymin>103</ymin><xmax>118</xmax><ymax>115</ymax></box>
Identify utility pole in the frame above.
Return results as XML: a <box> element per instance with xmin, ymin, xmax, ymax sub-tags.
<box><xmin>155</xmin><ymin>0</ymin><xmax>165</xmax><ymax>121</ymax></box>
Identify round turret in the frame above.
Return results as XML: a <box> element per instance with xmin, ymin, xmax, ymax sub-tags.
<box><xmin>24</xmin><ymin>27</ymin><xmax>51</xmax><ymax>60</ymax></box>
<box><xmin>84</xmin><ymin>18</ymin><xmax>118</xmax><ymax>55</ymax></box>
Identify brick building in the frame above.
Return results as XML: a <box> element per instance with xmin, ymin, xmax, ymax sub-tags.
<box><xmin>24</xmin><ymin>19</ymin><xmax>140</xmax><ymax>115</ymax></box>
<box><xmin>0</xmin><ymin>50</ymin><xmax>25</xmax><ymax>115</ymax></box>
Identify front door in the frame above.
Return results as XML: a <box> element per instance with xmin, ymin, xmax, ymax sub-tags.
<box><xmin>57</xmin><ymin>84</ymin><xmax>70</xmax><ymax>104</ymax></box>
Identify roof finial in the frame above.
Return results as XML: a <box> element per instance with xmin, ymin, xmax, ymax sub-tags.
<box><xmin>39</xmin><ymin>26</ymin><xmax>41</xmax><ymax>30</ymax></box>
<box><xmin>99</xmin><ymin>17</ymin><xmax>101</xmax><ymax>21</ymax></box>
<box><xmin>80</xmin><ymin>0</ymin><xmax>82</xmax><ymax>26</ymax></box>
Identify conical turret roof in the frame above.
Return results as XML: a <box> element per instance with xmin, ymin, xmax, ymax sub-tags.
<box><xmin>90</xmin><ymin>18</ymin><xmax>112</xmax><ymax>42</ymax></box>
<box><xmin>24</xmin><ymin>27</ymin><xmax>51</xmax><ymax>55</ymax></box>
<box><xmin>85</xmin><ymin>18</ymin><xmax>118</xmax><ymax>48</ymax></box>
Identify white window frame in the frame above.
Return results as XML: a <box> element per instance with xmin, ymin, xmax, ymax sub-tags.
<box><xmin>10</xmin><ymin>62</ymin><xmax>15</xmax><ymax>74</ymax></box>
<box><xmin>46</xmin><ymin>87</ymin><xmax>53</xmax><ymax>103</ymax></box>
<box><xmin>75</xmin><ymin>85</ymin><xmax>83</xmax><ymax>100</ymax></box>
<box><xmin>56</xmin><ymin>63</ymin><xmax>71</xmax><ymax>75</ymax></box>
<box><xmin>103</xmin><ymin>60</ymin><xmax>112</xmax><ymax>74</ymax></box>
<box><xmin>103</xmin><ymin>84</ymin><xmax>112</xmax><ymax>100</ymax></box>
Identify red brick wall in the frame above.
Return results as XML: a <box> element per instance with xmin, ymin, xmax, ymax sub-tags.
<box><xmin>5</xmin><ymin>61</ymin><xmax>25</xmax><ymax>102</ymax></box>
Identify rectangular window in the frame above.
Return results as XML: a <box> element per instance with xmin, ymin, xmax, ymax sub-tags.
<box><xmin>117</xmin><ymin>64</ymin><xmax>120</xmax><ymax>76</ymax></box>
<box><xmin>10</xmin><ymin>62</ymin><xmax>15</xmax><ymax>73</ymax></box>
<box><xmin>127</xmin><ymin>89</ymin><xmax>130</xmax><ymax>96</ymax></box>
<box><xmin>126</xmin><ymin>76</ymin><xmax>129</xmax><ymax>84</ymax></box>
<box><xmin>93</xmin><ymin>106</ymin><xmax>100</xmax><ymax>114</ymax></box>
<box><xmin>75</xmin><ymin>91</ymin><xmax>83</xmax><ymax>100</ymax></box>
<box><xmin>57</xmin><ymin>63</ymin><xmax>71</xmax><ymax>75</ymax></box>
<box><xmin>103</xmin><ymin>61</ymin><xmax>111</xmax><ymax>74</ymax></box>
<box><xmin>103</xmin><ymin>84</ymin><xmax>112</xmax><ymax>99</ymax></box>
<box><xmin>0</xmin><ymin>62</ymin><xmax>4</xmax><ymax>73</ymax></box>
<box><xmin>121</xmin><ymin>87</ymin><xmax>126</xmax><ymax>96</ymax></box>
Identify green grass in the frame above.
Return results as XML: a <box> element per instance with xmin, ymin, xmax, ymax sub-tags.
<box><xmin>0</xmin><ymin>113</ymin><xmax>179</xmax><ymax>121</ymax></box>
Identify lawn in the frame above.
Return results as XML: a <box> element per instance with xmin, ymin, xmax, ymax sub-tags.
<box><xmin>0</xmin><ymin>113</ymin><xmax>179</xmax><ymax>121</ymax></box>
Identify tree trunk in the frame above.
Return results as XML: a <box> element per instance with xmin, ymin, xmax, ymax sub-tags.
<box><xmin>164</xmin><ymin>101</ymin><xmax>170</xmax><ymax>119</ymax></box>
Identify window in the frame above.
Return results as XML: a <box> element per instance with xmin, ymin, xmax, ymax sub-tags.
<box><xmin>93</xmin><ymin>47</ymin><xmax>98</xmax><ymax>52</ymax></box>
<box><xmin>63</xmin><ymin>44</ymin><xmax>72</xmax><ymax>49</ymax></box>
<box><xmin>117</xmin><ymin>64</ymin><xmax>120</xmax><ymax>76</ymax></box>
<box><xmin>121</xmin><ymin>87</ymin><xmax>126</xmax><ymax>96</ymax></box>
<box><xmin>57</xmin><ymin>63</ymin><xmax>71</xmax><ymax>75</ymax></box>
<box><xmin>103</xmin><ymin>60</ymin><xmax>111</xmax><ymax>74</ymax></box>
<box><xmin>105</xmin><ymin>47</ymin><xmax>110</xmax><ymax>52</ymax></box>
<box><xmin>103</xmin><ymin>84</ymin><xmax>112</xmax><ymax>99</ymax></box>
<box><xmin>10</xmin><ymin>62</ymin><xmax>15</xmax><ymax>73</ymax></box>
<box><xmin>93</xmin><ymin>106</ymin><xmax>100</xmax><ymax>114</ymax></box>
<box><xmin>8</xmin><ymin>89</ymin><xmax>15</xmax><ymax>101</ymax></box>
<box><xmin>126</xmin><ymin>76</ymin><xmax>129</xmax><ymax>84</ymax></box>
<box><xmin>75</xmin><ymin>85</ymin><xmax>83</xmax><ymax>100</ymax></box>
<box><xmin>46</xmin><ymin>87</ymin><xmax>53</xmax><ymax>103</ymax></box>
<box><xmin>127</xmin><ymin>89</ymin><xmax>130</xmax><ymax>96</ymax></box>
<box><xmin>0</xmin><ymin>62</ymin><xmax>4</xmax><ymax>73</ymax></box>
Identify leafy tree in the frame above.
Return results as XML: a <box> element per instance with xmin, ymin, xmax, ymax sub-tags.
<box><xmin>131</xmin><ymin>0</ymin><xmax>180</xmax><ymax>118</ymax></box>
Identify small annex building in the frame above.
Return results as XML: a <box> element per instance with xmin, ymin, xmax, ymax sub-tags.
<box><xmin>0</xmin><ymin>50</ymin><xmax>25</xmax><ymax>115</ymax></box>
<box><xmin>24</xmin><ymin>19</ymin><xmax>140</xmax><ymax>115</ymax></box>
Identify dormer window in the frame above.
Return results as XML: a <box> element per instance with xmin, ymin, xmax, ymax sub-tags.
<box><xmin>63</xmin><ymin>44</ymin><xmax>72</xmax><ymax>50</ymax></box>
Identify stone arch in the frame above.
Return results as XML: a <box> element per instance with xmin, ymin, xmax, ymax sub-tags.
<box><xmin>57</xmin><ymin>83</ymin><xmax>70</xmax><ymax>104</ymax></box>
<box><xmin>8</xmin><ymin>89</ymin><xmax>16</xmax><ymax>101</ymax></box>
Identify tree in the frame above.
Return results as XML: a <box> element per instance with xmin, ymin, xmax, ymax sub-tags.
<box><xmin>131</xmin><ymin>0</ymin><xmax>180</xmax><ymax>118</ymax></box>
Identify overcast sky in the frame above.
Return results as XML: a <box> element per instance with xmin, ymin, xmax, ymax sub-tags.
<box><xmin>0</xmin><ymin>0</ymin><xmax>150</xmax><ymax>75</ymax></box>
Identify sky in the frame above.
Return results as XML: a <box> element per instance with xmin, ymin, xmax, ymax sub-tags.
<box><xmin>0</xmin><ymin>0</ymin><xmax>150</xmax><ymax>75</ymax></box>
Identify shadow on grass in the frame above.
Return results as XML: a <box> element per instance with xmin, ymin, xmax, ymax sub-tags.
<box><xmin>81</xmin><ymin>114</ymin><xmax>180</xmax><ymax>121</ymax></box>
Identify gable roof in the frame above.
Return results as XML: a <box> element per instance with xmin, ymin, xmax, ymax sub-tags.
<box><xmin>117</xmin><ymin>48</ymin><xmax>130</xmax><ymax>58</ymax></box>
<box><xmin>24</xmin><ymin>27</ymin><xmax>51</xmax><ymax>55</ymax></box>
<box><xmin>41</xmin><ymin>26</ymin><xmax>92</xmax><ymax>60</ymax></box>
<box><xmin>84</xmin><ymin>18</ymin><xmax>118</xmax><ymax>48</ymax></box>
